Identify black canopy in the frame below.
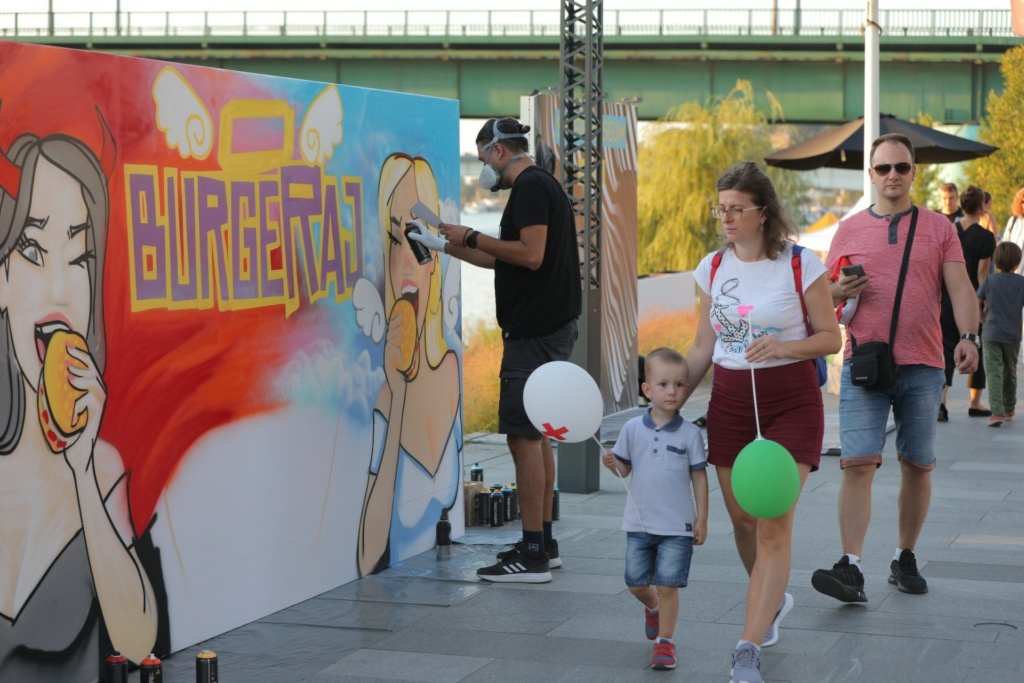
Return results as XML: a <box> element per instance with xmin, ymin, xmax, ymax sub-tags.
<box><xmin>764</xmin><ymin>114</ymin><xmax>998</xmax><ymax>170</ymax></box>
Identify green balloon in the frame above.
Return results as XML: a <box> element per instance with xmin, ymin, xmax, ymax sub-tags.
<box><xmin>732</xmin><ymin>438</ymin><xmax>801</xmax><ymax>519</ymax></box>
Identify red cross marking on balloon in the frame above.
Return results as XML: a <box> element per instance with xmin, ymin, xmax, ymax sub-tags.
<box><xmin>542</xmin><ymin>423</ymin><xmax>569</xmax><ymax>441</ymax></box>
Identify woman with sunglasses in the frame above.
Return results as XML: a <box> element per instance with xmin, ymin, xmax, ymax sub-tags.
<box><xmin>685</xmin><ymin>161</ymin><xmax>841</xmax><ymax>683</ymax></box>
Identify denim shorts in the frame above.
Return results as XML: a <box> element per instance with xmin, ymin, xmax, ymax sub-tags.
<box><xmin>624</xmin><ymin>532</ymin><xmax>694</xmax><ymax>588</ymax></box>
<box><xmin>498</xmin><ymin>319</ymin><xmax>578</xmax><ymax>437</ymax></box>
<box><xmin>838</xmin><ymin>362</ymin><xmax>945</xmax><ymax>471</ymax></box>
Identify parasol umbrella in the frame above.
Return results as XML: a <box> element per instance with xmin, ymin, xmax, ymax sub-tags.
<box><xmin>764</xmin><ymin>114</ymin><xmax>998</xmax><ymax>171</ymax></box>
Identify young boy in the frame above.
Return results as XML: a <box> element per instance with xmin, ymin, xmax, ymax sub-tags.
<box><xmin>602</xmin><ymin>348</ymin><xmax>709</xmax><ymax>671</ymax></box>
<box><xmin>977</xmin><ymin>242</ymin><xmax>1024</xmax><ymax>426</ymax></box>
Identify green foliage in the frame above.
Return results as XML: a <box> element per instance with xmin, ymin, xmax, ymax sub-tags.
<box><xmin>636</xmin><ymin>80</ymin><xmax>806</xmax><ymax>274</ymax></box>
<box><xmin>966</xmin><ymin>45</ymin><xmax>1024</xmax><ymax>222</ymax></box>
<box><xmin>909</xmin><ymin>112</ymin><xmax>942</xmax><ymax>210</ymax></box>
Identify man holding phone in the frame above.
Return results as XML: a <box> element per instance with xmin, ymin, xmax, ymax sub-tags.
<box><xmin>811</xmin><ymin>133</ymin><xmax>979</xmax><ymax>604</ymax></box>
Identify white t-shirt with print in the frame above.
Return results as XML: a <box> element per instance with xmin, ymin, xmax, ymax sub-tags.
<box><xmin>693</xmin><ymin>243</ymin><xmax>828</xmax><ymax>370</ymax></box>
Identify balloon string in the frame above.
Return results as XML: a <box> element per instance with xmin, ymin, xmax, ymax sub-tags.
<box><xmin>592</xmin><ymin>435</ymin><xmax>648</xmax><ymax>535</ymax></box>
<box><xmin>749</xmin><ymin>309</ymin><xmax>763</xmax><ymax>439</ymax></box>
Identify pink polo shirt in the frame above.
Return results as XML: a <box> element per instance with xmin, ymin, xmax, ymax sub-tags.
<box><xmin>826</xmin><ymin>205</ymin><xmax>964</xmax><ymax>368</ymax></box>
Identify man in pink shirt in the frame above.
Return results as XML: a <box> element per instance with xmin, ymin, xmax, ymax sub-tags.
<box><xmin>811</xmin><ymin>133</ymin><xmax>980</xmax><ymax>603</ymax></box>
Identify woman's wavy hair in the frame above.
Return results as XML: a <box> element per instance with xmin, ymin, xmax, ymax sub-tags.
<box><xmin>716</xmin><ymin>161</ymin><xmax>797</xmax><ymax>260</ymax></box>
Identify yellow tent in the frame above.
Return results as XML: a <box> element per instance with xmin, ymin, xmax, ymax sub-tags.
<box><xmin>805</xmin><ymin>211</ymin><xmax>839</xmax><ymax>232</ymax></box>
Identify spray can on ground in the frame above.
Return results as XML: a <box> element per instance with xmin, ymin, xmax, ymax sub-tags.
<box><xmin>436</xmin><ymin>508</ymin><xmax>452</xmax><ymax>560</ymax></box>
<box><xmin>139</xmin><ymin>653</ymin><xmax>163</xmax><ymax>683</ymax></box>
<box><xmin>501</xmin><ymin>486</ymin><xmax>514</xmax><ymax>523</ymax></box>
<box><xmin>470</xmin><ymin>463</ymin><xmax>484</xmax><ymax>482</ymax></box>
<box><xmin>104</xmin><ymin>652</ymin><xmax>128</xmax><ymax>683</ymax></box>
<box><xmin>195</xmin><ymin>650</ymin><xmax>219</xmax><ymax>683</ymax></box>
<box><xmin>489</xmin><ymin>488</ymin><xmax>505</xmax><ymax>527</ymax></box>
<box><xmin>476</xmin><ymin>488</ymin><xmax>491</xmax><ymax>526</ymax></box>
<box><xmin>552</xmin><ymin>486</ymin><xmax>560</xmax><ymax>521</ymax></box>
<box><xmin>509</xmin><ymin>482</ymin><xmax>520</xmax><ymax>520</ymax></box>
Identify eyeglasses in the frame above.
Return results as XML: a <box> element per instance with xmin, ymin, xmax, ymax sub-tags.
<box><xmin>872</xmin><ymin>162</ymin><xmax>914</xmax><ymax>176</ymax></box>
<box><xmin>711</xmin><ymin>205</ymin><xmax>763</xmax><ymax>220</ymax></box>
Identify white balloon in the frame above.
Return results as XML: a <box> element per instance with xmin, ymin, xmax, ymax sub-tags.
<box><xmin>523</xmin><ymin>361</ymin><xmax>602</xmax><ymax>443</ymax></box>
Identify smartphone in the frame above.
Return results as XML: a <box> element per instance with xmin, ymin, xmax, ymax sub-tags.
<box><xmin>841</xmin><ymin>264</ymin><xmax>866</xmax><ymax>278</ymax></box>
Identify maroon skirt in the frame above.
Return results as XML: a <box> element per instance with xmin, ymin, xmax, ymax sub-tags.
<box><xmin>706</xmin><ymin>360</ymin><xmax>824</xmax><ymax>472</ymax></box>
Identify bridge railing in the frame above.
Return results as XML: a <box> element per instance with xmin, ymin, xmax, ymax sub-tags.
<box><xmin>0</xmin><ymin>9</ymin><xmax>1016</xmax><ymax>40</ymax></box>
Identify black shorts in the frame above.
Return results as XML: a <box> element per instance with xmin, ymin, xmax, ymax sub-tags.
<box><xmin>498</xmin><ymin>319</ymin><xmax>578</xmax><ymax>438</ymax></box>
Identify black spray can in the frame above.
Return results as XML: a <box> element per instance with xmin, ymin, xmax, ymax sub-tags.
<box><xmin>476</xmin><ymin>489</ymin><xmax>491</xmax><ymax>526</ymax></box>
<box><xmin>509</xmin><ymin>482</ymin><xmax>520</xmax><ymax>520</ymax></box>
<box><xmin>552</xmin><ymin>487</ymin><xmax>560</xmax><ymax>521</ymax></box>
<box><xmin>140</xmin><ymin>653</ymin><xmax>163</xmax><ymax>683</ymax></box>
<box><xmin>489</xmin><ymin>489</ymin><xmax>505</xmax><ymax>527</ymax></box>
<box><xmin>501</xmin><ymin>486</ymin><xmax>514</xmax><ymax>522</ymax></box>
<box><xmin>195</xmin><ymin>650</ymin><xmax>219</xmax><ymax>683</ymax></box>
<box><xmin>436</xmin><ymin>508</ymin><xmax>452</xmax><ymax>560</ymax></box>
<box><xmin>404</xmin><ymin>223</ymin><xmax>433</xmax><ymax>265</ymax></box>
<box><xmin>470</xmin><ymin>463</ymin><xmax>484</xmax><ymax>482</ymax></box>
<box><xmin>104</xmin><ymin>652</ymin><xmax>128</xmax><ymax>683</ymax></box>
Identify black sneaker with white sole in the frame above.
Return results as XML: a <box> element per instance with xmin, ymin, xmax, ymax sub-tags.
<box><xmin>889</xmin><ymin>549</ymin><xmax>928</xmax><ymax>594</ymax></box>
<box><xmin>477</xmin><ymin>548</ymin><xmax>552</xmax><ymax>583</ymax></box>
<box><xmin>496</xmin><ymin>538</ymin><xmax>562</xmax><ymax>568</ymax></box>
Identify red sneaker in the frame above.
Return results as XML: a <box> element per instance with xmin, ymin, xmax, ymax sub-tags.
<box><xmin>652</xmin><ymin>640</ymin><xmax>676</xmax><ymax>670</ymax></box>
<box><xmin>644</xmin><ymin>606</ymin><xmax>659</xmax><ymax>640</ymax></box>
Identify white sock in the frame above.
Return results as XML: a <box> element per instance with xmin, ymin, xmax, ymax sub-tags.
<box><xmin>845</xmin><ymin>553</ymin><xmax>863</xmax><ymax>571</ymax></box>
<box><xmin>894</xmin><ymin>548</ymin><xmax>906</xmax><ymax>561</ymax></box>
<box><xmin>656</xmin><ymin>636</ymin><xmax>673</xmax><ymax>644</ymax></box>
<box><xmin>646</xmin><ymin>603</ymin><xmax>659</xmax><ymax>614</ymax></box>
<box><xmin>737</xmin><ymin>639</ymin><xmax>761</xmax><ymax>652</ymax></box>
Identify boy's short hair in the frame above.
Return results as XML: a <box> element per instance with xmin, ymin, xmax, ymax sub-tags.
<box><xmin>994</xmin><ymin>241</ymin><xmax>1023</xmax><ymax>273</ymax></box>
<box><xmin>644</xmin><ymin>347</ymin><xmax>686</xmax><ymax>376</ymax></box>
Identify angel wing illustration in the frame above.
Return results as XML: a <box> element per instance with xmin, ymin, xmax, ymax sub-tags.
<box><xmin>299</xmin><ymin>86</ymin><xmax>343</xmax><ymax>166</ymax></box>
<box><xmin>352</xmin><ymin>278</ymin><xmax>386</xmax><ymax>344</ymax></box>
<box><xmin>152</xmin><ymin>67</ymin><xmax>213</xmax><ymax>160</ymax></box>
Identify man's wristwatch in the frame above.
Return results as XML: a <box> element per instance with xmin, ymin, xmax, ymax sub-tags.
<box><xmin>960</xmin><ymin>332</ymin><xmax>981</xmax><ymax>349</ymax></box>
<box><xmin>465</xmin><ymin>230</ymin><xmax>479</xmax><ymax>249</ymax></box>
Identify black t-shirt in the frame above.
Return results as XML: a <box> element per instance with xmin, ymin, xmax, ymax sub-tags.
<box><xmin>960</xmin><ymin>222</ymin><xmax>996</xmax><ymax>290</ymax></box>
<box><xmin>494</xmin><ymin>166</ymin><xmax>582</xmax><ymax>339</ymax></box>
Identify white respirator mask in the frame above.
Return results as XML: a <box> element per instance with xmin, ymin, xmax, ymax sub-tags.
<box><xmin>477</xmin><ymin>120</ymin><xmax>529</xmax><ymax>192</ymax></box>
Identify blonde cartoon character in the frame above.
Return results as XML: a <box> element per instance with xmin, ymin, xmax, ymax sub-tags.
<box><xmin>355</xmin><ymin>153</ymin><xmax>462</xmax><ymax>576</ymax></box>
<box><xmin>0</xmin><ymin>113</ymin><xmax>158</xmax><ymax>679</ymax></box>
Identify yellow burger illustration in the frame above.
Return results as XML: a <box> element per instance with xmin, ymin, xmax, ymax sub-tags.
<box><xmin>37</xmin><ymin>330</ymin><xmax>89</xmax><ymax>452</ymax></box>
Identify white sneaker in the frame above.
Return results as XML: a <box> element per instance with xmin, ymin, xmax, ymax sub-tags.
<box><xmin>762</xmin><ymin>592</ymin><xmax>794</xmax><ymax>647</ymax></box>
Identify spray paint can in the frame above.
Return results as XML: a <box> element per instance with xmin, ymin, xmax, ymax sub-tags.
<box><xmin>404</xmin><ymin>223</ymin><xmax>434</xmax><ymax>265</ymax></box>
<box><xmin>476</xmin><ymin>488</ymin><xmax>491</xmax><ymax>526</ymax></box>
<box><xmin>139</xmin><ymin>653</ymin><xmax>163</xmax><ymax>683</ymax></box>
<box><xmin>436</xmin><ymin>508</ymin><xmax>452</xmax><ymax>560</ymax></box>
<box><xmin>104</xmin><ymin>652</ymin><xmax>128</xmax><ymax>683</ymax></box>
<box><xmin>195</xmin><ymin>650</ymin><xmax>219</xmax><ymax>683</ymax></box>
<box><xmin>501</xmin><ymin>486</ymin><xmax>514</xmax><ymax>522</ymax></box>
<box><xmin>489</xmin><ymin>488</ymin><xmax>505</xmax><ymax>527</ymax></box>
<box><xmin>470</xmin><ymin>463</ymin><xmax>484</xmax><ymax>482</ymax></box>
<box><xmin>509</xmin><ymin>482</ymin><xmax>520</xmax><ymax>520</ymax></box>
<box><xmin>552</xmin><ymin>487</ymin><xmax>560</xmax><ymax>521</ymax></box>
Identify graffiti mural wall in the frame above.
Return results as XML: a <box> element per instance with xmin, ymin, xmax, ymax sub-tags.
<box><xmin>0</xmin><ymin>40</ymin><xmax>463</xmax><ymax>681</ymax></box>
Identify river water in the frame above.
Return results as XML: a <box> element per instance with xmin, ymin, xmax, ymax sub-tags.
<box><xmin>456</xmin><ymin>211</ymin><xmax>501</xmax><ymax>344</ymax></box>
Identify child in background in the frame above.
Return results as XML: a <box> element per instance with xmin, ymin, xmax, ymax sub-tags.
<box><xmin>976</xmin><ymin>242</ymin><xmax>1024</xmax><ymax>427</ymax></box>
<box><xmin>602</xmin><ymin>348</ymin><xmax>709</xmax><ymax>671</ymax></box>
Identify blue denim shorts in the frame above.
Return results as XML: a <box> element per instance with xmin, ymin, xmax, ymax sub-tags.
<box><xmin>624</xmin><ymin>532</ymin><xmax>693</xmax><ymax>588</ymax></box>
<box><xmin>838</xmin><ymin>363</ymin><xmax>945</xmax><ymax>471</ymax></box>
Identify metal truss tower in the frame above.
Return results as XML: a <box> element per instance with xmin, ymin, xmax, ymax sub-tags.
<box><xmin>558</xmin><ymin>0</ymin><xmax>604</xmax><ymax>493</ymax></box>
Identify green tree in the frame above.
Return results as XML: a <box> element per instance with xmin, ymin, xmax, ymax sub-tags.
<box><xmin>909</xmin><ymin>112</ymin><xmax>942</xmax><ymax>210</ymax></box>
<box><xmin>966</xmin><ymin>44</ymin><xmax>1024</xmax><ymax>223</ymax></box>
<box><xmin>636</xmin><ymin>80</ymin><xmax>805</xmax><ymax>274</ymax></box>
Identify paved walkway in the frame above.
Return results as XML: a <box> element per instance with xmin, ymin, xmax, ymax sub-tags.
<box><xmin>161</xmin><ymin>365</ymin><xmax>1024</xmax><ymax>682</ymax></box>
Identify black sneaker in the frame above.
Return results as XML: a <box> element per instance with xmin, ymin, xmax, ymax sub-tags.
<box><xmin>937</xmin><ymin>403</ymin><xmax>948</xmax><ymax>422</ymax></box>
<box><xmin>811</xmin><ymin>556</ymin><xmax>867</xmax><ymax>603</ymax></box>
<box><xmin>496</xmin><ymin>538</ymin><xmax>562</xmax><ymax>568</ymax></box>
<box><xmin>477</xmin><ymin>548</ymin><xmax>552</xmax><ymax>583</ymax></box>
<box><xmin>889</xmin><ymin>549</ymin><xmax>928</xmax><ymax>594</ymax></box>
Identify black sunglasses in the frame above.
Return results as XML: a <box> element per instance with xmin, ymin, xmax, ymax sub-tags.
<box><xmin>872</xmin><ymin>162</ymin><xmax>914</xmax><ymax>176</ymax></box>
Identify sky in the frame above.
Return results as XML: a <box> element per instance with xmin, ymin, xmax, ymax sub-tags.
<box><xmin>16</xmin><ymin>1</ymin><xmax>1017</xmax><ymax>13</ymax></box>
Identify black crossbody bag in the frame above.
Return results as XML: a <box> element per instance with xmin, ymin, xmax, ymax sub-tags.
<box><xmin>849</xmin><ymin>207</ymin><xmax>918</xmax><ymax>391</ymax></box>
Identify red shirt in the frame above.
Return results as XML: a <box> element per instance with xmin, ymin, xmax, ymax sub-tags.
<box><xmin>826</xmin><ymin>205</ymin><xmax>964</xmax><ymax>368</ymax></box>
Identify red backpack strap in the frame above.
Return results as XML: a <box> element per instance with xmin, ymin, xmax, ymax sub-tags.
<box><xmin>791</xmin><ymin>245</ymin><xmax>813</xmax><ymax>337</ymax></box>
<box><xmin>710</xmin><ymin>248</ymin><xmax>726</xmax><ymax>287</ymax></box>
